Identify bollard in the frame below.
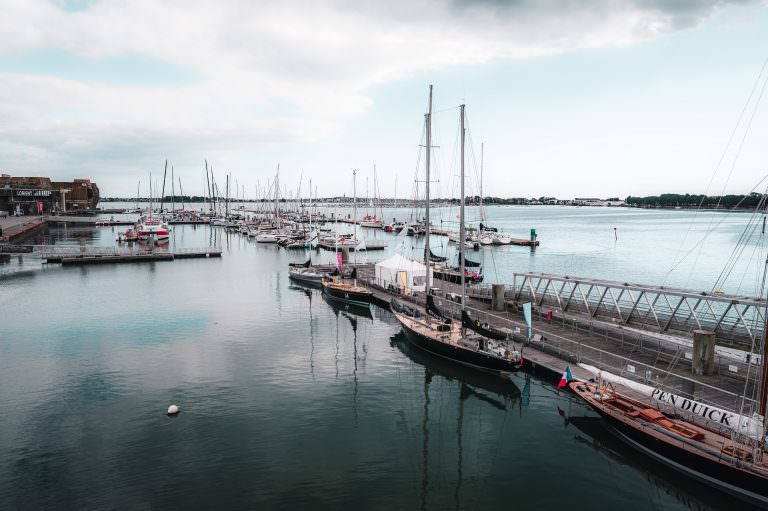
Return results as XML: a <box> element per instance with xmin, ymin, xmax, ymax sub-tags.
<box><xmin>491</xmin><ymin>284</ymin><xmax>505</xmax><ymax>311</ymax></box>
<box><xmin>692</xmin><ymin>329</ymin><xmax>716</xmax><ymax>376</ymax></box>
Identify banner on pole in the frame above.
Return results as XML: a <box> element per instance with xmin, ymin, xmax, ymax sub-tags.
<box><xmin>523</xmin><ymin>302</ymin><xmax>532</xmax><ymax>339</ymax></box>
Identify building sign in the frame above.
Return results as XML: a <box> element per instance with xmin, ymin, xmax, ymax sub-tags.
<box><xmin>15</xmin><ymin>189</ymin><xmax>52</xmax><ymax>198</ymax></box>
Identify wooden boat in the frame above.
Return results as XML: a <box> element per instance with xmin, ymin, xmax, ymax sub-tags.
<box><xmin>321</xmin><ymin>278</ymin><xmax>373</xmax><ymax>307</ymax></box>
<box><xmin>570</xmin><ymin>380</ymin><xmax>768</xmax><ymax>506</ymax></box>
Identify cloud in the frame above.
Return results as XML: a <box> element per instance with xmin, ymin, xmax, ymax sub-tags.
<box><xmin>0</xmin><ymin>0</ymin><xmax>756</xmax><ymax>192</ymax></box>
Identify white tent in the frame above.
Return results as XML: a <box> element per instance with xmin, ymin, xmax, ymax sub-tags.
<box><xmin>374</xmin><ymin>253</ymin><xmax>431</xmax><ymax>294</ymax></box>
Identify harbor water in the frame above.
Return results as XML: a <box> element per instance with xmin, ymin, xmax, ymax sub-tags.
<box><xmin>0</xmin><ymin>206</ymin><xmax>762</xmax><ymax>509</ymax></box>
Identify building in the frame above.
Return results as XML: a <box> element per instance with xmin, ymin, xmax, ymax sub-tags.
<box><xmin>0</xmin><ymin>175</ymin><xmax>100</xmax><ymax>215</ymax></box>
<box><xmin>573</xmin><ymin>197</ymin><xmax>626</xmax><ymax>207</ymax></box>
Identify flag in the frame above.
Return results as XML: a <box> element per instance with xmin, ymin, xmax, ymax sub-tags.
<box><xmin>337</xmin><ymin>252</ymin><xmax>343</xmax><ymax>272</ymax></box>
<box><xmin>558</xmin><ymin>367</ymin><xmax>574</xmax><ymax>389</ymax></box>
<box><xmin>522</xmin><ymin>302</ymin><xmax>532</xmax><ymax>339</ymax></box>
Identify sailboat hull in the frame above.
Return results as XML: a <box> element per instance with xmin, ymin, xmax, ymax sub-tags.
<box><xmin>322</xmin><ymin>284</ymin><xmax>373</xmax><ymax>307</ymax></box>
<box><xmin>398</xmin><ymin>317</ymin><xmax>522</xmax><ymax>374</ymax></box>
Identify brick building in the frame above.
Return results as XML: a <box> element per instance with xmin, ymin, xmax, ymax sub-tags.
<box><xmin>0</xmin><ymin>175</ymin><xmax>100</xmax><ymax>215</ymax></box>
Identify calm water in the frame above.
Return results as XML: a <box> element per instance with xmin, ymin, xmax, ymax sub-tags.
<box><xmin>0</xmin><ymin>206</ymin><xmax>763</xmax><ymax>509</ymax></box>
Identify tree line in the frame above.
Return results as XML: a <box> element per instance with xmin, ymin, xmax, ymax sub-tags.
<box><xmin>625</xmin><ymin>193</ymin><xmax>763</xmax><ymax>209</ymax></box>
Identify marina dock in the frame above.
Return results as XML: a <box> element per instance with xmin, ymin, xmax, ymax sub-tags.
<box><xmin>38</xmin><ymin>246</ymin><xmax>222</xmax><ymax>265</ymax></box>
<box><xmin>326</xmin><ymin>263</ymin><xmax>758</xmax><ymax>416</ymax></box>
<box><xmin>317</xmin><ymin>240</ymin><xmax>387</xmax><ymax>251</ymax></box>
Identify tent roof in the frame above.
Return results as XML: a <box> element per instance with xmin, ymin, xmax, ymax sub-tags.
<box><xmin>375</xmin><ymin>253</ymin><xmax>427</xmax><ymax>273</ymax></box>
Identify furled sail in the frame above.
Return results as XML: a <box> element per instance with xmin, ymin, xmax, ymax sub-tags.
<box><xmin>461</xmin><ymin>310</ymin><xmax>507</xmax><ymax>340</ymax></box>
<box><xmin>462</xmin><ymin>257</ymin><xmax>481</xmax><ymax>268</ymax></box>
<box><xmin>428</xmin><ymin>249</ymin><xmax>447</xmax><ymax>262</ymax></box>
<box><xmin>427</xmin><ymin>295</ymin><xmax>451</xmax><ymax>323</ymax></box>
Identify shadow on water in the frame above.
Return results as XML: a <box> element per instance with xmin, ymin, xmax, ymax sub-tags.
<box><xmin>391</xmin><ymin>331</ymin><xmax>520</xmax><ymax>403</ymax></box>
<box><xmin>391</xmin><ymin>332</ymin><xmax>521</xmax><ymax>511</ymax></box>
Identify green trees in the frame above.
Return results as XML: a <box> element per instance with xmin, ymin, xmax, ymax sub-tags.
<box><xmin>625</xmin><ymin>193</ymin><xmax>762</xmax><ymax>209</ymax></box>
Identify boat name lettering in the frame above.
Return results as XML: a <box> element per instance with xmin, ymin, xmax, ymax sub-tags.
<box><xmin>650</xmin><ymin>389</ymin><xmax>733</xmax><ymax>426</ymax></box>
<box><xmin>15</xmin><ymin>190</ymin><xmax>52</xmax><ymax>197</ymax></box>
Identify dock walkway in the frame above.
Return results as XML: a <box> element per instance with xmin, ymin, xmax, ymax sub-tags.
<box><xmin>335</xmin><ymin>264</ymin><xmax>756</xmax><ymax>417</ymax></box>
<box><xmin>38</xmin><ymin>246</ymin><xmax>222</xmax><ymax>265</ymax></box>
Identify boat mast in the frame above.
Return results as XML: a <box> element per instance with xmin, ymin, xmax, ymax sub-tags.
<box><xmin>480</xmin><ymin>142</ymin><xmax>484</xmax><ymax>224</ymax></box>
<box><xmin>159</xmin><ymin>160</ymin><xmax>168</xmax><ymax>213</ymax></box>
<box><xmin>309</xmin><ymin>177</ymin><xmax>313</xmax><ymax>248</ymax></box>
<box><xmin>275</xmin><ymin>164</ymin><xmax>280</xmax><ymax>229</ymax></box>
<box><xmin>205</xmin><ymin>160</ymin><xmax>212</xmax><ymax>215</ymax></box>
<box><xmin>459</xmin><ymin>104</ymin><xmax>466</xmax><ymax>313</ymax></box>
<box><xmin>394</xmin><ymin>175</ymin><xmax>398</xmax><ymax>210</ymax></box>
<box><xmin>353</xmin><ymin>169</ymin><xmax>358</xmax><ymax>263</ymax></box>
<box><xmin>424</xmin><ymin>84</ymin><xmax>433</xmax><ymax>293</ymax></box>
<box><xmin>759</xmin><ymin>309</ymin><xmax>768</xmax><ymax>419</ymax></box>
<box><xmin>178</xmin><ymin>177</ymin><xmax>184</xmax><ymax>212</ymax></box>
<box><xmin>171</xmin><ymin>165</ymin><xmax>175</xmax><ymax>213</ymax></box>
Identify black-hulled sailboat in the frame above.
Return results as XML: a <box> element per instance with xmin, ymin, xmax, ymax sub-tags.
<box><xmin>392</xmin><ymin>90</ymin><xmax>522</xmax><ymax>375</ymax></box>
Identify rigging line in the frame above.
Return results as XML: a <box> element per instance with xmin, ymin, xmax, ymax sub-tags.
<box><xmin>711</xmin><ymin>184</ymin><xmax>768</xmax><ymax>292</ymax></box>
<box><xmin>666</xmin><ymin>54</ymin><xmax>768</xmax><ymax>279</ymax></box>
<box><xmin>734</xmin><ymin>230</ymin><xmax>763</xmax><ymax>296</ymax></box>
<box><xmin>717</xmin><ymin>195</ymin><xmax>766</xmax><ymax>292</ymax></box>
<box><xmin>738</xmin><ymin>243</ymin><xmax>768</xmax><ymax>423</ymax></box>
<box><xmin>715</xmin><ymin>60</ymin><xmax>768</xmax><ymax>205</ymax></box>
<box><xmin>664</xmin><ymin>172</ymin><xmax>768</xmax><ymax>279</ymax></box>
<box><xmin>688</xmin><ymin>67</ymin><xmax>768</xmax><ymax>286</ymax></box>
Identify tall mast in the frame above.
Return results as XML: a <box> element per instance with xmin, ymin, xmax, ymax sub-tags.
<box><xmin>159</xmin><ymin>159</ymin><xmax>168</xmax><ymax>213</ymax></box>
<box><xmin>309</xmin><ymin>178</ymin><xmax>313</xmax><ymax>247</ymax></box>
<box><xmin>136</xmin><ymin>180</ymin><xmax>140</xmax><ymax>212</ymax></box>
<box><xmin>759</xmin><ymin>311</ymin><xmax>768</xmax><ymax>418</ymax></box>
<box><xmin>353</xmin><ymin>169</ymin><xmax>358</xmax><ymax>263</ymax></box>
<box><xmin>424</xmin><ymin>84</ymin><xmax>433</xmax><ymax>293</ymax></box>
<box><xmin>275</xmin><ymin>164</ymin><xmax>280</xmax><ymax>228</ymax></box>
<box><xmin>394</xmin><ymin>175</ymin><xmax>398</xmax><ymax>210</ymax></box>
<box><xmin>178</xmin><ymin>177</ymin><xmax>184</xmax><ymax>212</ymax></box>
<box><xmin>480</xmin><ymin>142</ymin><xmax>484</xmax><ymax>223</ymax></box>
<box><xmin>205</xmin><ymin>160</ymin><xmax>212</xmax><ymax>214</ymax></box>
<box><xmin>459</xmin><ymin>104</ymin><xmax>466</xmax><ymax>311</ymax></box>
<box><xmin>171</xmin><ymin>165</ymin><xmax>175</xmax><ymax>213</ymax></box>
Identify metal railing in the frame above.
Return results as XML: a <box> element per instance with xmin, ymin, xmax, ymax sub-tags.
<box><xmin>513</xmin><ymin>272</ymin><xmax>765</xmax><ymax>348</ymax></box>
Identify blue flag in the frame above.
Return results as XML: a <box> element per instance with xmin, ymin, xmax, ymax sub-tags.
<box><xmin>523</xmin><ymin>302</ymin><xmax>532</xmax><ymax>339</ymax></box>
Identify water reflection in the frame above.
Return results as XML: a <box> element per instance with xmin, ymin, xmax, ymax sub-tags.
<box><xmin>564</xmin><ymin>415</ymin><xmax>759</xmax><ymax>511</ymax></box>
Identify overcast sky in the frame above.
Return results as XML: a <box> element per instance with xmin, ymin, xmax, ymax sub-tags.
<box><xmin>1</xmin><ymin>0</ymin><xmax>767</xmax><ymax>199</ymax></box>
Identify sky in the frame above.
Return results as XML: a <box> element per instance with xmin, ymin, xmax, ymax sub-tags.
<box><xmin>1</xmin><ymin>0</ymin><xmax>767</xmax><ymax>199</ymax></box>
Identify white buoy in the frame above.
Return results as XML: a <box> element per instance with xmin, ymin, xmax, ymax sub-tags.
<box><xmin>167</xmin><ymin>404</ymin><xmax>180</xmax><ymax>416</ymax></box>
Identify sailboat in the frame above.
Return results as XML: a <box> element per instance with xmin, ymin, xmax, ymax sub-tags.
<box><xmin>321</xmin><ymin>170</ymin><xmax>374</xmax><ymax>307</ymax></box>
<box><xmin>392</xmin><ymin>89</ymin><xmax>523</xmax><ymax>375</ymax></box>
